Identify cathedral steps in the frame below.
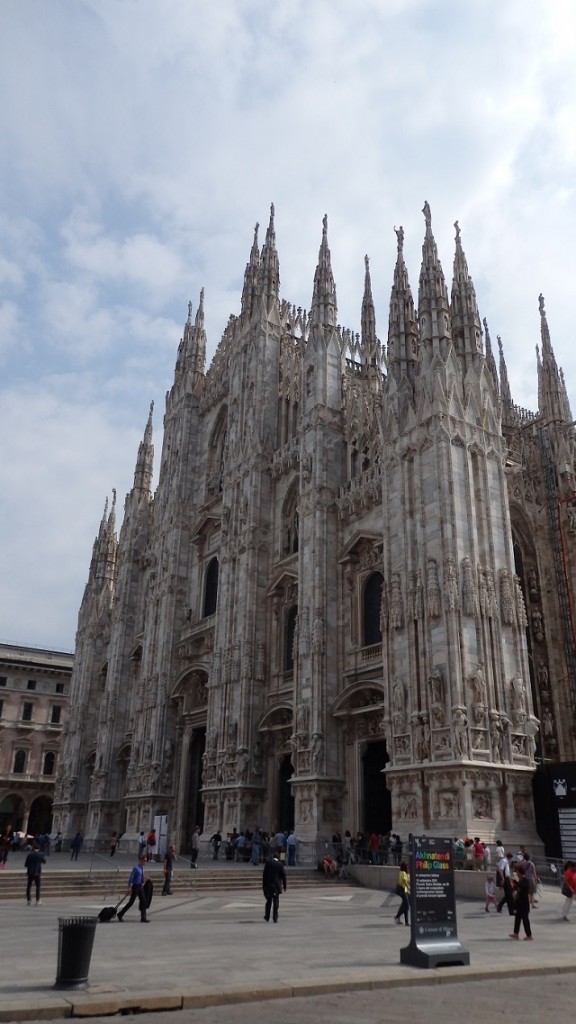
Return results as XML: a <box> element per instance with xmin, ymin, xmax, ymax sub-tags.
<box><xmin>0</xmin><ymin>866</ymin><xmax>355</xmax><ymax>901</ymax></box>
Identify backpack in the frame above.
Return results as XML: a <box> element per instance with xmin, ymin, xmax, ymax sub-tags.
<box><xmin>147</xmin><ymin>831</ymin><xmax>156</xmax><ymax>846</ymax></box>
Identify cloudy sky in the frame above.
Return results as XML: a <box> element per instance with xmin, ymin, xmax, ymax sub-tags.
<box><xmin>1</xmin><ymin>0</ymin><xmax>575</xmax><ymax>652</ymax></box>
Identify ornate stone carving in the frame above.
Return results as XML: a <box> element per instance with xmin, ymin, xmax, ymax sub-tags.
<box><xmin>428</xmin><ymin>667</ymin><xmax>444</xmax><ymax>707</ymax></box>
<box><xmin>527</xmin><ymin>567</ymin><xmax>540</xmax><ymax>602</ymax></box>
<box><xmin>500</xmin><ymin>569</ymin><xmax>514</xmax><ymax>625</ymax></box>
<box><xmin>485</xmin><ymin>568</ymin><xmax>497</xmax><ymax>618</ymax></box>
<box><xmin>531</xmin><ymin>609</ymin><xmax>544</xmax><ymax>642</ymax></box>
<box><xmin>437</xmin><ymin>789</ymin><xmax>460</xmax><ymax>817</ymax></box>
<box><xmin>392</xmin><ymin>677</ymin><xmax>406</xmax><ymax>730</ymax></box>
<box><xmin>461</xmin><ymin>556</ymin><xmax>478</xmax><ymax>618</ymax></box>
<box><xmin>514</xmin><ymin>575</ymin><xmax>528</xmax><ymax>628</ymax></box>
<box><xmin>452</xmin><ymin>707</ymin><xmax>468</xmax><ymax>758</ymax></box>
<box><xmin>426</xmin><ymin>558</ymin><xmax>441</xmax><ymax>618</ymax></box>
<box><xmin>444</xmin><ymin>558</ymin><xmax>459</xmax><ymax>611</ymax></box>
<box><xmin>389</xmin><ymin>573</ymin><xmax>404</xmax><ymax>629</ymax></box>
<box><xmin>409</xmin><ymin>570</ymin><xmax>424</xmax><ymax>621</ymax></box>
<box><xmin>468</xmin><ymin>663</ymin><xmax>487</xmax><ymax>705</ymax></box>
<box><xmin>312</xmin><ymin>614</ymin><xmax>325</xmax><ymax>653</ymax></box>
<box><xmin>472</xmin><ymin>791</ymin><xmax>492</xmax><ymax>818</ymax></box>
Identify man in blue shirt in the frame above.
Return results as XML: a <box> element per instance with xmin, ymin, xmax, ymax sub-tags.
<box><xmin>118</xmin><ymin>854</ymin><xmax>150</xmax><ymax>922</ymax></box>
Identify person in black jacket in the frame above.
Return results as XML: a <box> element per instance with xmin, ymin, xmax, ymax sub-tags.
<box><xmin>510</xmin><ymin>862</ymin><xmax>533</xmax><ymax>940</ymax></box>
<box><xmin>262</xmin><ymin>854</ymin><xmax>287</xmax><ymax>922</ymax></box>
<box><xmin>24</xmin><ymin>844</ymin><xmax>46</xmax><ymax>905</ymax></box>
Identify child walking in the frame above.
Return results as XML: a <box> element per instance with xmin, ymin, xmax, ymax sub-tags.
<box><xmin>484</xmin><ymin>875</ymin><xmax>498</xmax><ymax>912</ymax></box>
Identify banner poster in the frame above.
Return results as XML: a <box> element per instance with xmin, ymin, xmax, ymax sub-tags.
<box><xmin>400</xmin><ymin>835</ymin><xmax>470</xmax><ymax>968</ymax></box>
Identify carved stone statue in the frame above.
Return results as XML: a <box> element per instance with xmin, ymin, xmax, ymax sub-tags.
<box><xmin>389</xmin><ymin>573</ymin><xmax>404</xmax><ymax>630</ymax></box>
<box><xmin>444</xmin><ymin>558</ymin><xmax>459</xmax><ymax>611</ymax></box>
<box><xmin>537</xmin><ymin>663</ymin><xmax>550</xmax><ymax>697</ymax></box>
<box><xmin>527</xmin><ymin>567</ymin><xmax>540</xmax><ymax>602</ymax></box>
<box><xmin>426</xmin><ymin>558</ymin><xmax>441</xmax><ymax>618</ymax></box>
<box><xmin>311</xmin><ymin>732</ymin><xmax>323</xmax><ymax>773</ymax></box>
<box><xmin>542</xmin><ymin>709</ymin><xmax>554</xmax><ymax>738</ymax></box>
<box><xmin>514</xmin><ymin>575</ymin><xmax>528</xmax><ymax>627</ymax></box>
<box><xmin>469</xmin><ymin>663</ymin><xmax>487</xmax><ymax>705</ymax></box>
<box><xmin>531</xmin><ymin>609</ymin><xmax>544</xmax><ymax>642</ymax></box>
<box><xmin>500</xmin><ymin>569</ymin><xmax>514</xmax><ymax>626</ymax></box>
<box><xmin>453</xmin><ymin>708</ymin><xmax>468</xmax><ymax>758</ymax></box>
<box><xmin>461</xmin><ymin>556</ymin><xmax>478</xmax><ymax>618</ymax></box>
<box><xmin>428</xmin><ymin>668</ymin><xmax>444</xmax><ymax>706</ymax></box>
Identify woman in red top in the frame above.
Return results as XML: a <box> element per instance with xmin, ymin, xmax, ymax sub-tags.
<box><xmin>562</xmin><ymin>861</ymin><xmax>576</xmax><ymax>921</ymax></box>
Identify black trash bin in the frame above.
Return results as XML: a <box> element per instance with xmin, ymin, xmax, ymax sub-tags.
<box><xmin>54</xmin><ymin>916</ymin><xmax>98</xmax><ymax>989</ymax></box>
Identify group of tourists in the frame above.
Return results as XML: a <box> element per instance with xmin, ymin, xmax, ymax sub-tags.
<box><xmin>0</xmin><ymin>826</ymin><xmax>57</xmax><ymax>863</ymax></box>
<box><xmin>331</xmin><ymin>830</ymin><xmax>404</xmax><ymax>866</ymax></box>
<box><xmin>209</xmin><ymin>826</ymin><xmax>299</xmax><ymax>865</ymax></box>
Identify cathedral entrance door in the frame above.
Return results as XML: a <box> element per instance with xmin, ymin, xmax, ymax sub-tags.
<box><xmin>277</xmin><ymin>755</ymin><xmax>295</xmax><ymax>831</ymax></box>
<box><xmin>27</xmin><ymin>795</ymin><xmax>53</xmax><ymax>836</ymax></box>
<box><xmin>183</xmin><ymin>728</ymin><xmax>206</xmax><ymax>852</ymax></box>
<box><xmin>362</xmin><ymin>741</ymin><xmax>391</xmax><ymax>834</ymax></box>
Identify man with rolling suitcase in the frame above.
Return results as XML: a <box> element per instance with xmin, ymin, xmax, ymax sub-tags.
<box><xmin>118</xmin><ymin>854</ymin><xmax>151</xmax><ymax>923</ymax></box>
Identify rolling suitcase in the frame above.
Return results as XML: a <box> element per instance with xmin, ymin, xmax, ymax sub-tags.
<box><xmin>98</xmin><ymin>895</ymin><xmax>126</xmax><ymax>922</ymax></box>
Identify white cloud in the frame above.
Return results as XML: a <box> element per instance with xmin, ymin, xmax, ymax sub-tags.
<box><xmin>0</xmin><ymin>0</ymin><xmax>575</xmax><ymax>648</ymax></box>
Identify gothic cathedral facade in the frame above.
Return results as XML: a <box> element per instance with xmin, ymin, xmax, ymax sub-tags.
<box><xmin>52</xmin><ymin>204</ymin><xmax>576</xmax><ymax>851</ymax></box>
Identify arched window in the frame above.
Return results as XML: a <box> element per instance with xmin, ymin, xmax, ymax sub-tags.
<box><xmin>13</xmin><ymin>749</ymin><xmax>26</xmax><ymax>774</ymax></box>
<box><xmin>43</xmin><ymin>752</ymin><xmax>56</xmax><ymax>776</ymax></box>
<box><xmin>282</xmin><ymin>483</ymin><xmax>299</xmax><ymax>557</ymax></box>
<box><xmin>203</xmin><ymin>557</ymin><xmax>219</xmax><ymax>617</ymax></box>
<box><xmin>363</xmin><ymin>572</ymin><xmax>383</xmax><ymax>647</ymax></box>
<box><xmin>284</xmin><ymin>606</ymin><xmax>298</xmax><ymax>672</ymax></box>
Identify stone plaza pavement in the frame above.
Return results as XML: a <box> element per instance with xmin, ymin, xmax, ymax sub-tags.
<box><xmin>0</xmin><ymin>857</ymin><xmax>575</xmax><ymax>1021</ymax></box>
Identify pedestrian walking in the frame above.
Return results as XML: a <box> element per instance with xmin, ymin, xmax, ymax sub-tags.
<box><xmin>162</xmin><ymin>844</ymin><xmax>176</xmax><ymax>895</ymax></box>
<box><xmin>0</xmin><ymin>829</ymin><xmax>11</xmax><ymax>868</ymax></box>
<box><xmin>110</xmin><ymin>831</ymin><xmax>119</xmax><ymax>857</ymax></box>
<box><xmin>497</xmin><ymin>853</ymin><xmax>515</xmax><ymax>916</ymax></box>
<box><xmin>118</xmin><ymin>854</ymin><xmax>150</xmax><ymax>923</ymax></box>
<box><xmin>210</xmin><ymin>830</ymin><xmax>222</xmax><ymax>860</ymax></box>
<box><xmin>70</xmin><ymin>831</ymin><xmax>83</xmax><ymax>861</ymax></box>
<box><xmin>251</xmin><ymin>827</ymin><xmax>263</xmax><ymax>865</ymax></box>
<box><xmin>485</xmin><ymin>876</ymin><xmax>498</xmax><ymax>912</ymax></box>
<box><xmin>394</xmin><ymin>861</ymin><xmax>410</xmax><ymax>926</ymax></box>
<box><xmin>286</xmin><ymin>829</ymin><xmax>297</xmax><ymax>866</ymax></box>
<box><xmin>262</xmin><ymin>853</ymin><xmax>287</xmax><ymax>922</ymax></box>
<box><xmin>190</xmin><ymin>826</ymin><xmax>200</xmax><ymax>868</ymax></box>
<box><xmin>561</xmin><ymin>861</ymin><xmax>576</xmax><ymax>920</ymax></box>
<box><xmin>24</xmin><ymin>843</ymin><xmax>46</xmax><ymax>905</ymax></box>
<box><xmin>522</xmin><ymin>851</ymin><xmax>539</xmax><ymax>907</ymax></box>
<box><xmin>146</xmin><ymin>828</ymin><xmax>156</xmax><ymax>862</ymax></box>
<box><xmin>509</xmin><ymin>862</ymin><xmax>533</xmax><ymax>940</ymax></box>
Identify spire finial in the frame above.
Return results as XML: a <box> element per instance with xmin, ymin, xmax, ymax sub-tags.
<box><xmin>322</xmin><ymin>213</ymin><xmax>328</xmax><ymax>236</ymax></box>
<box><xmin>394</xmin><ymin>225</ymin><xmax>404</xmax><ymax>254</ymax></box>
<box><xmin>454</xmin><ymin>219</ymin><xmax>461</xmax><ymax>241</ymax></box>
<box><xmin>253</xmin><ymin>222</ymin><xmax>259</xmax><ymax>245</ymax></box>
<box><xmin>269</xmin><ymin>202</ymin><xmax>275</xmax><ymax>220</ymax></box>
<box><xmin>422</xmin><ymin>201</ymin><xmax>431</xmax><ymax>229</ymax></box>
<box><xmin>111</xmin><ymin>487</ymin><xmax>117</xmax><ymax>509</ymax></box>
<box><xmin>187</xmin><ymin>300</ymin><xmax>192</xmax><ymax>323</ymax></box>
<box><xmin>538</xmin><ymin>293</ymin><xmax>545</xmax><ymax>316</ymax></box>
<box><xmin>149</xmin><ymin>400</ymin><xmax>154</xmax><ymax>418</ymax></box>
<box><xmin>364</xmin><ymin>254</ymin><xmax>370</xmax><ymax>272</ymax></box>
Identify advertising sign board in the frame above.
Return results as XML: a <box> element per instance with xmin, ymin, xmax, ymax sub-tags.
<box><xmin>400</xmin><ymin>835</ymin><xmax>470</xmax><ymax>968</ymax></box>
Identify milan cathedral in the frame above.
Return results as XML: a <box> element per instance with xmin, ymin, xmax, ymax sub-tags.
<box><xmin>52</xmin><ymin>203</ymin><xmax>576</xmax><ymax>852</ymax></box>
